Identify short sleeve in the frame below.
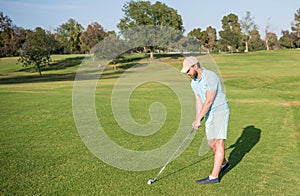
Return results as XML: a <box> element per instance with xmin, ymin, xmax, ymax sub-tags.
<box><xmin>205</xmin><ymin>70</ymin><xmax>218</xmax><ymax>90</ymax></box>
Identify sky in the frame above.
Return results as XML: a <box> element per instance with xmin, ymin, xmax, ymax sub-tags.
<box><xmin>1</xmin><ymin>0</ymin><xmax>299</xmax><ymax>37</ymax></box>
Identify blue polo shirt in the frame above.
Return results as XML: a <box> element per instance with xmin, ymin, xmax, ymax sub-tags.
<box><xmin>191</xmin><ymin>69</ymin><xmax>228</xmax><ymax>114</ymax></box>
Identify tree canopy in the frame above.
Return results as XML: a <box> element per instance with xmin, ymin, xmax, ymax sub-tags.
<box><xmin>188</xmin><ymin>27</ymin><xmax>217</xmax><ymax>52</ymax></box>
<box><xmin>80</xmin><ymin>22</ymin><xmax>108</xmax><ymax>53</ymax></box>
<box><xmin>117</xmin><ymin>1</ymin><xmax>184</xmax><ymax>32</ymax></box>
<box><xmin>240</xmin><ymin>11</ymin><xmax>258</xmax><ymax>52</ymax></box>
<box><xmin>0</xmin><ymin>12</ymin><xmax>26</xmax><ymax>57</ymax></box>
<box><xmin>117</xmin><ymin>1</ymin><xmax>184</xmax><ymax>58</ymax></box>
<box><xmin>219</xmin><ymin>13</ymin><xmax>243</xmax><ymax>52</ymax></box>
<box><xmin>55</xmin><ymin>19</ymin><xmax>84</xmax><ymax>53</ymax></box>
<box><xmin>18</xmin><ymin>27</ymin><xmax>57</xmax><ymax>76</ymax></box>
<box><xmin>291</xmin><ymin>8</ymin><xmax>300</xmax><ymax>47</ymax></box>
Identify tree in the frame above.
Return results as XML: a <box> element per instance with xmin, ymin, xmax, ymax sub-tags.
<box><xmin>265</xmin><ymin>32</ymin><xmax>279</xmax><ymax>50</ymax></box>
<box><xmin>279</xmin><ymin>30</ymin><xmax>297</xmax><ymax>48</ymax></box>
<box><xmin>0</xmin><ymin>12</ymin><xmax>16</xmax><ymax>57</ymax></box>
<box><xmin>188</xmin><ymin>28</ymin><xmax>202</xmax><ymax>39</ymax></box>
<box><xmin>117</xmin><ymin>1</ymin><xmax>184</xmax><ymax>58</ymax></box>
<box><xmin>263</xmin><ymin>22</ymin><xmax>280</xmax><ymax>50</ymax></box>
<box><xmin>118</xmin><ymin>1</ymin><xmax>184</xmax><ymax>31</ymax></box>
<box><xmin>178</xmin><ymin>36</ymin><xmax>201</xmax><ymax>53</ymax></box>
<box><xmin>291</xmin><ymin>8</ymin><xmax>300</xmax><ymax>47</ymax></box>
<box><xmin>0</xmin><ymin>11</ymin><xmax>12</xmax><ymax>31</ymax></box>
<box><xmin>219</xmin><ymin>13</ymin><xmax>243</xmax><ymax>53</ymax></box>
<box><xmin>188</xmin><ymin>28</ymin><xmax>203</xmax><ymax>50</ymax></box>
<box><xmin>240</xmin><ymin>11</ymin><xmax>258</xmax><ymax>52</ymax></box>
<box><xmin>248</xmin><ymin>29</ymin><xmax>264</xmax><ymax>51</ymax></box>
<box><xmin>151</xmin><ymin>1</ymin><xmax>184</xmax><ymax>31</ymax></box>
<box><xmin>0</xmin><ymin>12</ymin><xmax>28</xmax><ymax>57</ymax></box>
<box><xmin>204</xmin><ymin>26</ymin><xmax>217</xmax><ymax>52</ymax></box>
<box><xmin>18</xmin><ymin>27</ymin><xmax>57</xmax><ymax>76</ymax></box>
<box><xmin>188</xmin><ymin>26</ymin><xmax>217</xmax><ymax>53</ymax></box>
<box><xmin>56</xmin><ymin>18</ymin><xmax>83</xmax><ymax>53</ymax></box>
<box><xmin>80</xmin><ymin>22</ymin><xmax>108</xmax><ymax>53</ymax></box>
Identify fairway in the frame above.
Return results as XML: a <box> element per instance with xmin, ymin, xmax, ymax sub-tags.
<box><xmin>0</xmin><ymin>51</ymin><xmax>299</xmax><ymax>195</ymax></box>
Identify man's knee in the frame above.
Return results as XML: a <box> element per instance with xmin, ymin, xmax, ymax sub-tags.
<box><xmin>207</xmin><ymin>139</ymin><xmax>224</xmax><ymax>149</ymax></box>
<box><xmin>207</xmin><ymin>139</ymin><xmax>215</xmax><ymax>149</ymax></box>
<box><xmin>215</xmin><ymin>139</ymin><xmax>225</xmax><ymax>151</ymax></box>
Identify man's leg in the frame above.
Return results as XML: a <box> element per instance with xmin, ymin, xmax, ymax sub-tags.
<box><xmin>208</xmin><ymin>139</ymin><xmax>227</xmax><ymax>164</ymax></box>
<box><xmin>207</xmin><ymin>139</ymin><xmax>216</xmax><ymax>153</ymax></box>
<box><xmin>209</xmin><ymin>139</ymin><xmax>225</xmax><ymax>178</ymax></box>
<box><xmin>196</xmin><ymin>139</ymin><xmax>226</xmax><ymax>184</ymax></box>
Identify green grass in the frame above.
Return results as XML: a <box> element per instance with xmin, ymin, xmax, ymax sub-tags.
<box><xmin>0</xmin><ymin>50</ymin><xmax>299</xmax><ymax>195</ymax></box>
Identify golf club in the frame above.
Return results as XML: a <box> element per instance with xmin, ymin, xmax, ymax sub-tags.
<box><xmin>147</xmin><ymin>128</ymin><xmax>195</xmax><ymax>185</ymax></box>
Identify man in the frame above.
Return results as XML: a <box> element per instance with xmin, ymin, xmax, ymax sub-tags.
<box><xmin>181</xmin><ymin>56</ymin><xmax>230</xmax><ymax>184</ymax></box>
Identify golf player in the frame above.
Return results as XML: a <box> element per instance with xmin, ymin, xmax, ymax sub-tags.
<box><xmin>181</xmin><ymin>56</ymin><xmax>230</xmax><ymax>184</ymax></box>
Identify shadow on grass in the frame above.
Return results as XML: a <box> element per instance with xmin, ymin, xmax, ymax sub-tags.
<box><xmin>0</xmin><ymin>56</ymin><xmax>86</xmax><ymax>84</ymax></box>
<box><xmin>112</xmin><ymin>54</ymin><xmax>148</xmax><ymax>64</ymax></box>
<box><xmin>156</xmin><ymin>154</ymin><xmax>213</xmax><ymax>183</ymax></box>
<box><xmin>0</xmin><ymin>73</ymin><xmax>77</xmax><ymax>84</ymax></box>
<box><xmin>154</xmin><ymin>52</ymin><xmax>206</xmax><ymax>59</ymax></box>
<box><xmin>19</xmin><ymin>56</ymin><xmax>85</xmax><ymax>73</ymax></box>
<box><xmin>155</xmin><ymin>53</ymin><xmax>183</xmax><ymax>59</ymax></box>
<box><xmin>0</xmin><ymin>62</ymin><xmax>149</xmax><ymax>84</ymax></box>
<box><xmin>156</xmin><ymin>125</ymin><xmax>261</xmax><ymax>183</ymax></box>
<box><xmin>0</xmin><ymin>71</ymin><xmax>127</xmax><ymax>84</ymax></box>
<box><xmin>0</xmin><ymin>53</ymin><xmax>204</xmax><ymax>85</ymax></box>
<box><xmin>219</xmin><ymin>125</ymin><xmax>261</xmax><ymax>180</ymax></box>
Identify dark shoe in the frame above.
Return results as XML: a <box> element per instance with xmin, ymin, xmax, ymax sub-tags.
<box><xmin>220</xmin><ymin>162</ymin><xmax>231</xmax><ymax>174</ymax></box>
<box><xmin>196</xmin><ymin>176</ymin><xmax>219</xmax><ymax>184</ymax></box>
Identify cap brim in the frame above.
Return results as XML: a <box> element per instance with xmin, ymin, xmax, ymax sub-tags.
<box><xmin>180</xmin><ymin>67</ymin><xmax>189</xmax><ymax>73</ymax></box>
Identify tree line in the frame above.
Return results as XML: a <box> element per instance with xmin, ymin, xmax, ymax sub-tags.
<box><xmin>1</xmin><ymin>1</ymin><xmax>299</xmax><ymax>75</ymax></box>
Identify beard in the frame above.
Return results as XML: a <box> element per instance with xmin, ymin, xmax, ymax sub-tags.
<box><xmin>192</xmin><ymin>71</ymin><xmax>198</xmax><ymax>79</ymax></box>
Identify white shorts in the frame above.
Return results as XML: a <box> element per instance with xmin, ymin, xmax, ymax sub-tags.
<box><xmin>205</xmin><ymin>104</ymin><xmax>230</xmax><ymax>140</ymax></box>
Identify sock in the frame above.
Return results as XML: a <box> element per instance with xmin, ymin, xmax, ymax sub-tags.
<box><xmin>209</xmin><ymin>175</ymin><xmax>217</xmax><ymax>180</ymax></box>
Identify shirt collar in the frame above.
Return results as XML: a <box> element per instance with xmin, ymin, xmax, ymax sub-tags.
<box><xmin>192</xmin><ymin>69</ymin><xmax>204</xmax><ymax>82</ymax></box>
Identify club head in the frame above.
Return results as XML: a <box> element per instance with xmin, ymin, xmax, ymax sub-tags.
<box><xmin>147</xmin><ymin>178</ymin><xmax>156</xmax><ymax>185</ymax></box>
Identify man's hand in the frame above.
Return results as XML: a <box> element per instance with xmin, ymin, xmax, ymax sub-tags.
<box><xmin>192</xmin><ymin>120</ymin><xmax>201</xmax><ymax>130</ymax></box>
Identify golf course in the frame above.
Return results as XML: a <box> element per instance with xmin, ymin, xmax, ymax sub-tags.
<box><xmin>0</xmin><ymin>50</ymin><xmax>299</xmax><ymax>195</ymax></box>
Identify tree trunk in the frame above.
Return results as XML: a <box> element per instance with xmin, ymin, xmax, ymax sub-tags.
<box><xmin>265</xmin><ymin>40</ymin><xmax>270</xmax><ymax>50</ymax></box>
<box><xmin>245</xmin><ymin>41</ymin><xmax>249</xmax><ymax>52</ymax></box>
<box><xmin>37</xmin><ymin>64</ymin><xmax>42</xmax><ymax>76</ymax></box>
<box><xmin>92</xmin><ymin>53</ymin><xmax>95</xmax><ymax>62</ymax></box>
<box><xmin>228</xmin><ymin>45</ymin><xmax>233</xmax><ymax>54</ymax></box>
<box><xmin>150</xmin><ymin>51</ymin><xmax>154</xmax><ymax>59</ymax></box>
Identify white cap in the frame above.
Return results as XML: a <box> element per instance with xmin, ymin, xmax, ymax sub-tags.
<box><xmin>181</xmin><ymin>56</ymin><xmax>199</xmax><ymax>73</ymax></box>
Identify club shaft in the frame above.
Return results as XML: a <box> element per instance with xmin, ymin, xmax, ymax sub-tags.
<box><xmin>153</xmin><ymin>129</ymin><xmax>194</xmax><ymax>181</ymax></box>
